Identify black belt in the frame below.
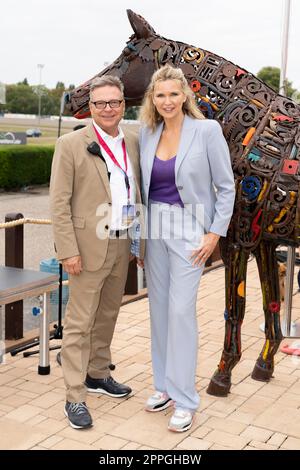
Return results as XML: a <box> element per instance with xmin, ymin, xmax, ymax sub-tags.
<box><xmin>109</xmin><ymin>229</ymin><xmax>128</xmax><ymax>238</ymax></box>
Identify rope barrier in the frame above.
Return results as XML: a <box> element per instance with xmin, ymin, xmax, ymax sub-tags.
<box><xmin>0</xmin><ymin>218</ymin><xmax>52</xmax><ymax>229</ymax></box>
<box><xmin>0</xmin><ymin>217</ymin><xmax>69</xmax><ymax>287</ymax></box>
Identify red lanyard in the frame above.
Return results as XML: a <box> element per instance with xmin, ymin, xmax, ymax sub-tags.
<box><xmin>93</xmin><ymin>125</ymin><xmax>130</xmax><ymax>200</ymax></box>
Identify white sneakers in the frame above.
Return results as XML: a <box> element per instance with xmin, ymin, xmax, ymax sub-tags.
<box><xmin>168</xmin><ymin>408</ymin><xmax>194</xmax><ymax>432</ymax></box>
<box><xmin>146</xmin><ymin>391</ymin><xmax>194</xmax><ymax>432</ymax></box>
<box><xmin>145</xmin><ymin>391</ymin><xmax>173</xmax><ymax>412</ymax></box>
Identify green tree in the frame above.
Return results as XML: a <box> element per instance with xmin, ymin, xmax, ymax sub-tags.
<box><xmin>55</xmin><ymin>81</ymin><xmax>65</xmax><ymax>89</ymax></box>
<box><xmin>40</xmin><ymin>87</ymin><xmax>60</xmax><ymax>115</ymax></box>
<box><xmin>6</xmin><ymin>84</ymin><xmax>38</xmax><ymax>113</ymax></box>
<box><xmin>17</xmin><ymin>78</ymin><xmax>29</xmax><ymax>86</ymax></box>
<box><xmin>257</xmin><ymin>66</ymin><xmax>296</xmax><ymax>97</ymax></box>
<box><xmin>2</xmin><ymin>81</ymin><xmax>101</xmax><ymax>116</ymax></box>
<box><xmin>5</xmin><ymin>83</ymin><xmax>61</xmax><ymax>115</ymax></box>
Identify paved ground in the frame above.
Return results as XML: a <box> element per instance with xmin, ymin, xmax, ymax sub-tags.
<box><xmin>0</xmin><ymin>258</ymin><xmax>300</xmax><ymax>450</ymax></box>
<box><xmin>1</xmin><ymin>189</ymin><xmax>300</xmax><ymax>450</ymax></box>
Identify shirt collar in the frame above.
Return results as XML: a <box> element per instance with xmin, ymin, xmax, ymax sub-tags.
<box><xmin>92</xmin><ymin>120</ymin><xmax>124</xmax><ymax>142</ymax></box>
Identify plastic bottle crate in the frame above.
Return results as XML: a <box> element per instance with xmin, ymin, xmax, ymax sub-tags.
<box><xmin>40</xmin><ymin>258</ymin><xmax>69</xmax><ymax>309</ymax></box>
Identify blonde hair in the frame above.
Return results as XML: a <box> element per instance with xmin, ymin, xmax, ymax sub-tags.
<box><xmin>139</xmin><ymin>64</ymin><xmax>205</xmax><ymax>131</ymax></box>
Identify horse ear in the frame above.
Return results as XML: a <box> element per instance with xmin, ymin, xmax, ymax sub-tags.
<box><xmin>127</xmin><ymin>9</ymin><xmax>156</xmax><ymax>39</ymax></box>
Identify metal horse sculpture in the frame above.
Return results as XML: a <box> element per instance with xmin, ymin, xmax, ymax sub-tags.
<box><xmin>66</xmin><ymin>10</ymin><xmax>300</xmax><ymax>397</ymax></box>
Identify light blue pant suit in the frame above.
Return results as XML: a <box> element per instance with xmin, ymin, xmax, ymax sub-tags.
<box><xmin>139</xmin><ymin>116</ymin><xmax>235</xmax><ymax>412</ymax></box>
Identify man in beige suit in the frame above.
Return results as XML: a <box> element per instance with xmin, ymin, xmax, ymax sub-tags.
<box><xmin>50</xmin><ymin>75</ymin><xmax>144</xmax><ymax>429</ymax></box>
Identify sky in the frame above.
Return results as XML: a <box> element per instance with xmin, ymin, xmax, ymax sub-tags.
<box><xmin>1</xmin><ymin>0</ymin><xmax>300</xmax><ymax>91</ymax></box>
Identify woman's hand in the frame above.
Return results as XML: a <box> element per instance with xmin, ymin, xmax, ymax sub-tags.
<box><xmin>190</xmin><ymin>233</ymin><xmax>220</xmax><ymax>267</ymax></box>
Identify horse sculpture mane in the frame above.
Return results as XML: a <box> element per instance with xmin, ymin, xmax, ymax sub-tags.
<box><xmin>66</xmin><ymin>10</ymin><xmax>300</xmax><ymax>396</ymax></box>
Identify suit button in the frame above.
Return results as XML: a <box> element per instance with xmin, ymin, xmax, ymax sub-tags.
<box><xmin>177</xmin><ymin>186</ymin><xmax>183</xmax><ymax>190</ymax></box>
<box><xmin>108</xmin><ymin>202</ymin><xmax>112</xmax><ymax>206</ymax></box>
<box><xmin>105</xmin><ymin>225</ymin><xmax>109</xmax><ymax>230</ymax></box>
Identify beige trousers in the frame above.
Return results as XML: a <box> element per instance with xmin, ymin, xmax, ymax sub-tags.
<box><xmin>61</xmin><ymin>237</ymin><xmax>130</xmax><ymax>403</ymax></box>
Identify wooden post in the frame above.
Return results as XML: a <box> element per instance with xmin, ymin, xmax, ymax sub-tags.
<box><xmin>5</xmin><ymin>213</ymin><xmax>24</xmax><ymax>339</ymax></box>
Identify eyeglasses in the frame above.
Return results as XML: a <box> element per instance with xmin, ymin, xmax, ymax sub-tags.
<box><xmin>90</xmin><ymin>99</ymin><xmax>123</xmax><ymax>110</ymax></box>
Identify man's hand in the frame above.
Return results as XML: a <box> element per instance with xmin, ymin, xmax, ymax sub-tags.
<box><xmin>62</xmin><ymin>255</ymin><xmax>82</xmax><ymax>275</ymax></box>
<box><xmin>190</xmin><ymin>233</ymin><xmax>220</xmax><ymax>267</ymax></box>
<box><xmin>137</xmin><ymin>258</ymin><xmax>144</xmax><ymax>268</ymax></box>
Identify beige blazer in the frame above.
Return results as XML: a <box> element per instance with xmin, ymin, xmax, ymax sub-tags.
<box><xmin>50</xmin><ymin>123</ymin><xmax>145</xmax><ymax>272</ymax></box>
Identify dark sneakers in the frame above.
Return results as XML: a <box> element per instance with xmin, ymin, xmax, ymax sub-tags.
<box><xmin>85</xmin><ymin>374</ymin><xmax>132</xmax><ymax>398</ymax></box>
<box><xmin>64</xmin><ymin>401</ymin><xmax>93</xmax><ymax>429</ymax></box>
<box><xmin>64</xmin><ymin>376</ymin><xmax>131</xmax><ymax>428</ymax></box>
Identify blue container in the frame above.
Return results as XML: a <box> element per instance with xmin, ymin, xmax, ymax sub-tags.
<box><xmin>40</xmin><ymin>258</ymin><xmax>69</xmax><ymax>306</ymax></box>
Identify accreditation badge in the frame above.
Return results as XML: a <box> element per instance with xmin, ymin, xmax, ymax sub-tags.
<box><xmin>122</xmin><ymin>204</ymin><xmax>136</xmax><ymax>227</ymax></box>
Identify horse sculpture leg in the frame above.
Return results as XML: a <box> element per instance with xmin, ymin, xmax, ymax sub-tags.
<box><xmin>251</xmin><ymin>241</ymin><xmax>283</xmax><ymax>382</ymax></box>
<box><xmin>207</xmin><ymin>241</ymin><xmax>249</xmax><ymax>396</ymax></box>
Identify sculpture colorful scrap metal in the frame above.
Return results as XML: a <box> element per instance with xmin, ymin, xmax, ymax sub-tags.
<box><xmin>66</xmin><ymin>10</ymin><xmax>300</xmax><ymax>396</ymax></box>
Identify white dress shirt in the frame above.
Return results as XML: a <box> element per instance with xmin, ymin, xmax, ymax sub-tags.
<box><xmin>93</xmin><ymin>120</ymin><xmax>136</xmax><ymax>230</ymax></box>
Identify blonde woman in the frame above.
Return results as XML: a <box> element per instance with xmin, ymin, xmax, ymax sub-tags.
<box><xmin>138</xmin><ymin>65</ymin><xmax>235</xmax><ymax>432</ymax></box>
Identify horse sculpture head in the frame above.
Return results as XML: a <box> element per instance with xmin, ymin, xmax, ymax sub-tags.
<box><xmin>67</xmin><ymin>10</ymin><xmax>300</xmax><ymax>396</ymax></box>
<box><xmin>66</xmin><ymin>10</ymin><xmax>158</xmax><ymax>117</ymax></box>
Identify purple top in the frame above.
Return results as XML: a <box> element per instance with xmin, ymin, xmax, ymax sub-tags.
<box><xmin>149</xmin><ymin>156</ymin><xmax>184</xmax><ymax>207</ymax></box>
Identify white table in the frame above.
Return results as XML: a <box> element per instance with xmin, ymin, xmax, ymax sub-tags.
<box><xmin>0</xmin><ymin>266</ymin><xmax>58</xmax><ymax>374</ymax></box>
